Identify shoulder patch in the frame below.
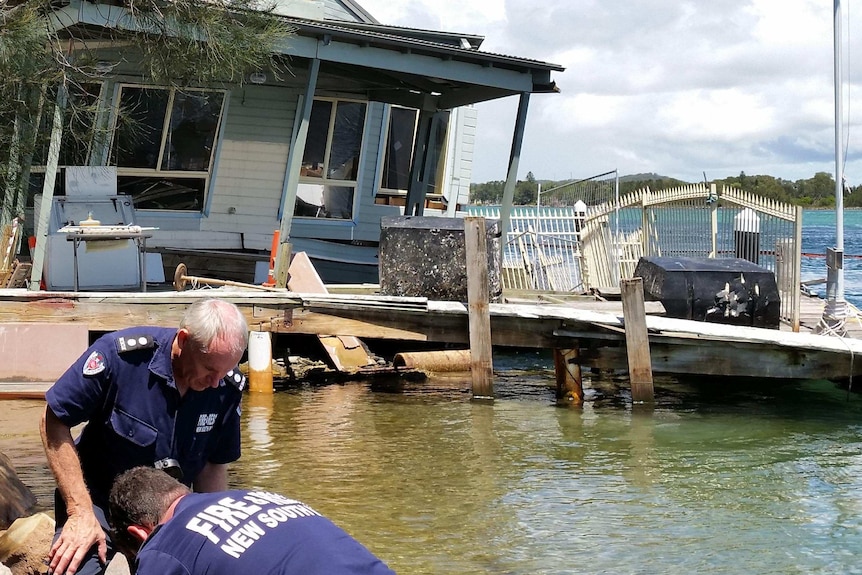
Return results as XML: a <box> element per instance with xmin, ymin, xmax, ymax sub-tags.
<box><xmin>224</xmin><ymin>369</ymin><xmax>246</xmax><ymax>392</ymax></box>
<box><xmin>116</xmin><ymin>334</ymin><xmax>155</xmax><ymax>354</ymax></box>
<box><xmin>83</xmin><ymin>351</ymin><xmax>106</xmax><ymax>376</ymax></box>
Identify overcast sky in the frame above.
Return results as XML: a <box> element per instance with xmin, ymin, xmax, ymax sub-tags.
<box><xmin>357</xmin><ymin>0</ymin><xmax>862</xmax><ymax>186</ymax></box>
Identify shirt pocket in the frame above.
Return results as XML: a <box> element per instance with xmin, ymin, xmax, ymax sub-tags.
<box><xmin>110</xmin><ymin>408</ymin><xmax>158</xmax><ymax>448</ymax></box>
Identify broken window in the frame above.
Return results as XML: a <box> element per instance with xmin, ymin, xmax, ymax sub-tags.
<box><xmin>110</xmin><ymin>86</ymin><xmax>225</xmax><ymax>212</ymax></box>
<box><xmin>297</xmin><ymin>98</ymin><xmax>366</xmax><ymax>220</ymax></box>
<box><xmin>380</xmin><ymin>106</ymin><xmax>418</xmax><ymax>194</ymax></box>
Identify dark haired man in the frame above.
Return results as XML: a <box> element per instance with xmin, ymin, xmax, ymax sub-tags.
<box><xmin>109</xmin><ymin>466</ymin><xmax>396</xmax><ymax>574</ymax></box>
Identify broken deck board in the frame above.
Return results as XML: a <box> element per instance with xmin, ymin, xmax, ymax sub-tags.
<box><xmin>0</xmin><ymin>287</ymin><xmax>859</xmax><ymax>384</ymax></box>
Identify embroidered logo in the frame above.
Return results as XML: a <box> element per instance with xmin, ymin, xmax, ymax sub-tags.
<box><xmin>83</xmin><ymin>351</ymin><xmax>106</xmax><ymax>376</ymax></box>
<box><xmin>196</xmin><ymin>413</ymin><xmax>218</xmax><ymax>433</ymax></box>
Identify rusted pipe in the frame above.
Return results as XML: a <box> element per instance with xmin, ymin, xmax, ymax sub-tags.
<box><xmin>393</xmin><ymin>350</ymin><xmax>471</xmax><ymax>373</ymax></box>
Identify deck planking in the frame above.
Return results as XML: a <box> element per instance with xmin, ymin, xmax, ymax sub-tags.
<box><xmin>0</xmin><ymin>287</ymin><xmax>860</xmax><ymax>394</ymax></box>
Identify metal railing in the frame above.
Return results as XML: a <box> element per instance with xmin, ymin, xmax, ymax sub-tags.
<box><xmin>469</xmin><ymin>182</ymin><xmax>803</xmax><ymax>329</ymax></box>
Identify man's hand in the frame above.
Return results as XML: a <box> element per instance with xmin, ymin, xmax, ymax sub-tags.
<box><xmin>47</xmin><ymin>508</ymin><xmax>107</xmax><ymax>575</ymax></box>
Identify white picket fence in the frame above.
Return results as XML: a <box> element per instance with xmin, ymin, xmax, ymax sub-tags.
<box><xmin>469</xmin><ymin>183</ymin><xmax>803</xmax><ymax>328</ymax></box>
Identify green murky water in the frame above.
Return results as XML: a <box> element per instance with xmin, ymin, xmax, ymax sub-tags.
<box><xmin>5</xmin><ymin>360</ymin><xmax>862</xmax><ymax>574</ymax></box>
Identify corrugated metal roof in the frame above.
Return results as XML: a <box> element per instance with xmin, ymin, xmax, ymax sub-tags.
<box><xmin>286</xmin><ymin>16</ymin><xmax>565</xmax><ymax>74</ymax></box>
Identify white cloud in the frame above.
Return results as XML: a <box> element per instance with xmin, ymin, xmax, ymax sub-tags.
<box><xmin>356</xmin><ymin>0</ymin><xmax>860</xmax><ymax>184</ymax></box>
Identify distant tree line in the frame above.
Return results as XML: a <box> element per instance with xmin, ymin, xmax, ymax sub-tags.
<box><xmin>469</xmin><ymin>171</ymin><xmax>862</xmax><ymax>208</ymax></box>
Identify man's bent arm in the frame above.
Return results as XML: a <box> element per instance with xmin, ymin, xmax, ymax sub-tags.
<box><xmin>40</xmin><ymin>406</ymin><xmax>107</xmax><ymax>574</ymax></box>
<box><xmin>193</xmin><ymin>462</ymin><xmax>228</xmax><ymax>492</ymax></box>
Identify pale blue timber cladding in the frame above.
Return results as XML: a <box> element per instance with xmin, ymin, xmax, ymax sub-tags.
<box><xmin>270</xmin><ymin>0</ymin><xmax>373</xmax><ymax>22</ymax></box>
<box><xmin>202</xmin><ymin>85</ymin><xmax>296</xmax><ymax>246</ymax></box>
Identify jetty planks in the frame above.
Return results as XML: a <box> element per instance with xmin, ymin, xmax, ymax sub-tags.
<box><xmin>0</xmin><ymin>287</ymin><xmax>859</xmax><ymax>383</ymax></box>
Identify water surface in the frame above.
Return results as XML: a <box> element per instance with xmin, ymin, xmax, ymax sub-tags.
<box><xmin>5</xmin><ymin>209</ymin><xmax>862</xmax><ymax>574</ymax></box>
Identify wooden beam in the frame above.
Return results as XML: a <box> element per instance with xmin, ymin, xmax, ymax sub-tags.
<box><xmin>30</xmin><ymin>85</ymin><xmax>67</xmax><ymax>292</ymax></box>
<box><xmin>621</xmin><ymin>278</ymin><xmax>654</xmax><ymax>402</ymax></box>
<box><xmin>465</xmin><ymin>217</ymin><xmax>494</xmax><ymax>399</ymax></box>
<box><xmin>276</xmin><ymin>57</ymin><xmax>319</xmax><ymax>251</ymax></box>
<box><xmin>498</xmin><ymin>92</ymin><xmax>530</xmax><ymax>259</ymax></box>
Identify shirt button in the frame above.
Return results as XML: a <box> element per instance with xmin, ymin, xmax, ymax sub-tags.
<box><xmin>127</xmin><ymin>430</ymin><xmax>134</xmax><ymax>437</ymax></box>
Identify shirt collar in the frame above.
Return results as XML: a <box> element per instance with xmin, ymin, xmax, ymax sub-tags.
<box><xmin>149</xmin><ymin>329</ymin><xmax>179</xmax><ymax>388</ymax></box>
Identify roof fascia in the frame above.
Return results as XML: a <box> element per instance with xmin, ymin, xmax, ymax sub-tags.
<box><xmin>283</xmin><ymin>35</ymin><xmax>536</xmax><ymax>93</ymax></box>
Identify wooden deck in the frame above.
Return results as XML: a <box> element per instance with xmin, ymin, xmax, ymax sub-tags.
<box><xmin>795</xmin><ymin>292</ymin><xmax>862</xmax><ymax>338</ymax></box>
<box><xmin>0</xmin><ymin>286</ymin><xmax>860</xmax><ymax>398</ymax></box>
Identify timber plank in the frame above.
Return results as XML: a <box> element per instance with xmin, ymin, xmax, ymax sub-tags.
<box><xmin>0</xmin><ymin>287</ymin><xmax>858</xmax><ymax>382</ymax></box>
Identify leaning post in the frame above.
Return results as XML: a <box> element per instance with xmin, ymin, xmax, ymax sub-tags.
<box><xmin>553</xmin><ymin>347</ymin><xmax>583</xmax><ymax>405</ymax></box>
<box><xmin>621</xmin><ymin>277</ymin><xmax>654</xmax><ymax>403</ymax></box>
<box><xmin>465</xmin><ymin>216</ymin><xmax>494</xmax><ymax>400</ymax></box>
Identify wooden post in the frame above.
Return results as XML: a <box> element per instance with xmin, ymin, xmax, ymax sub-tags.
<box><xmin>553</xmin><ymin>347</ymin><xmax>583</xmax><ymax>404</ymax></box>
<box><xmin>621</xmin><ymin>277</ymin><xmax>654</xmax><ymax>402</ymax></box>
<box><xmin>30</xmin><ymin>84</ymin><xmax>67</xmax><ymax>291</ymax></box>
<box><xmin>274</xmin><ymin>242</ymin><xmax>292</xmax><ymax>289</ymax></box>
<box><xmin>465</xmin><ymin>217</ymin><xmax>493</xmax><ymax>399</ymax></box>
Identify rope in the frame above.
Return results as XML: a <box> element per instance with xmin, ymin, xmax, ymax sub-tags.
<box><xmin>816</xmin><ymin>300</ymin><xmax>859</xmax><ymax>400</ymax></box>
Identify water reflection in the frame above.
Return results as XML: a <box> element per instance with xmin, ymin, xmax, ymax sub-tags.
<box><xmin>5</xmin><ymin>376</ymin><xmax>862</xmax><ymax>574</ymax></box>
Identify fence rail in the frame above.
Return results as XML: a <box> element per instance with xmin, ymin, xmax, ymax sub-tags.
<box><xmin>469</xmin><ymin>182</ymin><xmax>803</xmax><ymax>330</ymax></box>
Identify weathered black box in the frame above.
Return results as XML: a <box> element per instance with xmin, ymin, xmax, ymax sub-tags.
<box><xmin>633</xmin><ymin>256</ymin><xmax>781</xmax><ymax>328</ymax></box>
<box><xmin>379</xmin><ymin>216</ymin><xmax>502</xmax><ymax>302</ymax></box>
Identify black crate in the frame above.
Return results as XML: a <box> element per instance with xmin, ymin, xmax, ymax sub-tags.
<box><xmin>379</xmin><ymin>216</ymin><xmax>502</xmax><ymax>302</ymax></box>
<box><xmin>634</xmin><ymin>256</ymin><xmax>781</xmax><ymax>329</ymax></box>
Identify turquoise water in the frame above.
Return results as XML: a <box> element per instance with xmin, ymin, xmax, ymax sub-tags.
<box><xmin>801</xmin><ymin>208</ymin><xmax>862</xmax><ymax>307</ymax></box>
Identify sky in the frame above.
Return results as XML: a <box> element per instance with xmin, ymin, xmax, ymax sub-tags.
<box><xmin>356</xmin><ymin>0</ymin><xmax>862</xmax><ymax>186</ymax></box>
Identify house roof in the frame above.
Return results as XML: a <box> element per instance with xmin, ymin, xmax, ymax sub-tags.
<box><xmin>337</xmin><ymin>0</ymin><xmax>379</xmax><ymax>24</ymax></box>
<box><xmin>50</xmin><ymin>0</ymin><xmax>564</xmax><ymax>109</ymax></box>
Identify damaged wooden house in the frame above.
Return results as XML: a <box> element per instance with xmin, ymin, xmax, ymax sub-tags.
<box><xmin>11</xmin><ymin>0</ymin><xmax>563</xmax><ymax>289</ymax></box>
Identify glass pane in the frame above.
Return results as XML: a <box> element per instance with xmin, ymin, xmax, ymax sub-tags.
<box><xmin>295</xmin><ymin>183</ymin><xmax>354</xmax><ymax>220</ymax></box>
<box><xmin>426</xmin><ymin>111</ymin><xmax>450</xmax><ymax>191</ymax></box>
<box><xmin>32</xmin><ymin>83</ymin><xmax>101</xmax><ymax>167</ymax></box>
<box><xmin>160</xmin><ymin>91</ymin><xmax>224</xmax><ymax>171</ymax></box>
<box><xmin>301</xmin><ymin>100</ymin><xmax>332</xmax><ymax>178</ymax></box>
<box><xmin>59</xmin><ymin>83</ymin><xmax>102</xmax><ymax>166</ymax></box>
<box><xmin>295</xmin><ymin>183</ymin><xmax>324</xmax><ymax>217</ymax></box>
<box><xmin>327</xmin><ymin>101</ymin><xmax>365</xmax><ymax>181</ymax></box>
<box><xmin>117</xmin><ymin>176</ymin><xmax>204</xmax><ymax>211</ymax></box>
<box><xmin>382</xmin><ymin>107</ymin><xmax>417</xmax><ymax>192</ymax></box>
<box><xmin>323</xmin><ymin>185</ymin><xmax>354</xmax><ymax>219</ymax></box>
<box><xmin>112</xmin><ymin>87</ymin><xmax>169</xmax><ymax>169</ymax></box>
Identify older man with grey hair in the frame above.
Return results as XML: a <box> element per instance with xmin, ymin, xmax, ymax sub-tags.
<box><xmin>41</xmin><ymin>298</ymin><xmax>249</xmax><ymax>575</ymax></box>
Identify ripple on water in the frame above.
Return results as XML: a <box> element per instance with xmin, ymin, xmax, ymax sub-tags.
<box><xmin>5</xmin><ymin>376</ymin><xmax>862</xmax><ymax>574</ymax></box>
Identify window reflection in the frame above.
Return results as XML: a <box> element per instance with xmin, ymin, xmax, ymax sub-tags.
<box><xmin>111</xmin><ymin>86</ymin><xmax>225</xmax><ymax>212</ymax></box>
<box><xmin>297</xmin><ymin>98</ymin><xmax>366</xmax><ymax>220</ymax></box>
<box><xmin>160</xmin><ymin>91</ymin><xmax>222</xmax><ymax>172</ymax></box>
<box><xmin>381</xmin><ymin>107</ymin><xmax>417</xmax><ymax>192</ymax></box>
<box><xmin>113</xmin><ymin>87</ymin><xmax>170</xmax><ymax>169</ymax></box>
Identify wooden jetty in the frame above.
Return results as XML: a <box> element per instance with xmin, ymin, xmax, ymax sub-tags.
<box><xmin>0</xmin><ymin>283</ymin><xmax>859</xmax><ymax>401</ymax></box>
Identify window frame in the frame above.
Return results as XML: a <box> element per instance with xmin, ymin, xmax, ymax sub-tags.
<box><xmin>377</xmin><ymin>104</ymin><xmax>419</xmax><ymax>196</ymax></box>
<box><xmin>296</xmin><ymin>96</ymin><xmax>367</xmax><ymax>221</ymax></box>
<box><xmin>108</xmin><ymin>84</ymin><xmax>227</xmax><ymax>213</ymax></box>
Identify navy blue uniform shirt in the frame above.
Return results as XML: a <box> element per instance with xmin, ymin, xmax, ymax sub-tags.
<box><xmin>136</xmin><ymin>490</ymin><xmax>396</xmax><ymax>575</ymax></box>
<box><xmin>46</xmin><ymin>326</ymin><xmax>244</xmax><ymax>511</ymax></box>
